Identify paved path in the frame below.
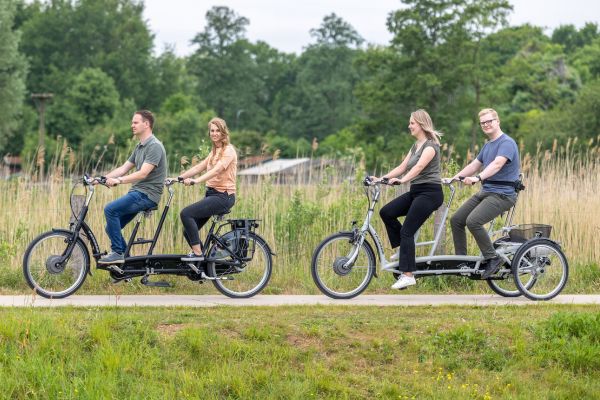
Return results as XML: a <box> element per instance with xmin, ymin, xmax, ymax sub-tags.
<box><xmin>1</xmin><ymin>294</ymin><xmax>599</xmax><ymax>307</ymax></box>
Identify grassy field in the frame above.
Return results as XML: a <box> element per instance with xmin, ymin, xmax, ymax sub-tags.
<box><xmin>0</xmin><ymin>305</ymin><xmax>599</xmax><ymax>399</ymax></box>
<box><xmin>0</xmin><ymin>143</ymin><xmax>599</xmax><ymax>295</ymax></box>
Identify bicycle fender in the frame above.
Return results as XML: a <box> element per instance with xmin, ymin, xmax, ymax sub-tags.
<box><xmin>51</xmin><ymin>228</ymin><xmax>93</xmax><ymax>276</ymax></box>
<box><xmin>336</xmin><ymin>230</ymin><xmax>378</xmax><ymax>278</ymax></box>
<box><xmin>522</xmin><ymin>237</ymin><xmax>563</xmax><ymax>249</ymax></box>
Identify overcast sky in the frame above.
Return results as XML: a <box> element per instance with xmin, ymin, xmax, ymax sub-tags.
<box><xmin>143</xmin><ymin>0</ymin><xmax>600</xmax><ymax>56</ymax></box>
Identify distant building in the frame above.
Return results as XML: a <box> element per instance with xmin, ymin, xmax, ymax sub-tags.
<box><xmin>238</xmin><ymin>155</ymin><xmax>272</xmax><ymax>169</ymax></box>
<box><xmin>2</xmin><ymin>155</ymin><xmax>22</xmax><ymax>177</ymax></box>
<box><xmin>238</xmin><ymin>157</ymin><xmax>352</xmax><ymax>184</ymax></box>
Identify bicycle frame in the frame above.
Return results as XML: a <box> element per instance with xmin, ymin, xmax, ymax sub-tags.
<box><xmin>349</xmin><ymin>179</ymin><xmax>522</xmax><ymax>278</ymax></box>
<box><xmin>63</xmin><ymin>177</ymin><xmax>250</xmax><ymax>276</ymax></box>
<box><xmin>24</xmin><ymin>175</ymin><xmax>274</xmax><ymax>299</ymax></box>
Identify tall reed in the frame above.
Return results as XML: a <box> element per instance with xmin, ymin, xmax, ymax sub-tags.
<box><xmin>1</xmin><ymin>138</ymin><xmax>598</xmax><ymax>294</ymax></box>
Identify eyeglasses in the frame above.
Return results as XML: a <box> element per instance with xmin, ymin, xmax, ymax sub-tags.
<box><xmin>480</xmin><ymin>119</ymin><xmax>496</xmax><ymax>127</ymax></box>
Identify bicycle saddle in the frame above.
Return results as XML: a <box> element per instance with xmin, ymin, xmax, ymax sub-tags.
<box><xmin>214</xmin><ymin>210</ymin><xmax>231</xmax><ymax>221</ymax></box>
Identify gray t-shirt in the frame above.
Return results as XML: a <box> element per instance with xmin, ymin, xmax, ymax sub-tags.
<box><xmin>127</xmin><ymin>135</ymin><xmax>167</xmax><ymax>204</ymax></box>
<box><xmin>476</xmin><ymin>133</ymin><xmax>520</xmax><ymax>196</ymax></box>
<box><xmin>406</xmin><ymin>140</ymin><xmax>441</xmax><ymax>185</ymax></box>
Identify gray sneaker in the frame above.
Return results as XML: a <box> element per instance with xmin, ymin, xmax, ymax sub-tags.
<box><xmin>98</xmin><ymin>251</ymin><xmax>125</xmax><ymax>265</ymax></box>
<box><xmin>481</xmin><ymin>256</ymin><xmax>503</xmax><ymax>279</ymax></box>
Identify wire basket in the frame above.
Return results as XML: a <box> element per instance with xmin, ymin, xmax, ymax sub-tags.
<box><xmin>508</xmin><ymin>224</ymin><xmax>552</xmax><ymax>242</ymax></box>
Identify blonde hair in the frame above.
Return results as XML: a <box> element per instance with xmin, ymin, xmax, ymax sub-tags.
<box><xmin>207</xmin><ymin>117</ymin><xmax>231</xmax><ymax>164</ymax></box>
<box><xmin>410</xmin><ymin>109</ymin><xmax>443</xmax><ymax>144</ymax></box>
<box><xmin>478</xmin><ymin>108</ymin><xmax>499</xmax><ymax>121</ymax></box>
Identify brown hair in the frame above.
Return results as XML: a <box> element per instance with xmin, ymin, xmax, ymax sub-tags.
<box><xmin>135</xmin><ymin>110</ymin><xmax>155</xmax><ymax>129</ymax></box>
<box><xmin>207</xmin><ymin>117</ymin><xmax>231</xmax><ymax>164</ymax></box>
<box><xmin>410</xmin><ymin>109</ymin><xmax>443</xmax><ymax>144</ymax></box>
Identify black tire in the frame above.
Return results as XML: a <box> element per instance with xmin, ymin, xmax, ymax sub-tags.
<box><xmin>512</xmin><ymin>238</ymin><xmax>568</xmax><ymax>301</ymax></box>
<box><xmin>207</xmin><ymin>232</ymin><xmax>272</xmax><ymax>298</ymax></box>
<box><xmin>23</xmin><ymin>230</ymin><xmax>90</xmax><ymax>299</ymax></box>
<box><xmin>486</xmin><ymin>237</ymin><xmax>534</xmax><ymax>297</ymax></box>
<box><xmin>311</xmin><ymin>232</ymin><xmax>376</xmax><ymax>299</ymax></box>
<box><xmin>486</xmin><ymin>278</ymin><xmax>522</xmax><ymax>297</ymax></box>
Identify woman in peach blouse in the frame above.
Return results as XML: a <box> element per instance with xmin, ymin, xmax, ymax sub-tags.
<box><xmin>170</xmin><ymin>117</ymin><xmax>237</xmax><ymax>260</ymax></box>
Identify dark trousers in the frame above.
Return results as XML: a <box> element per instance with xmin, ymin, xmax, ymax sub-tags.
<box><xmin>450</xmin><ymin>190</ymin><xmax>515</xmax><ymax>259</ymax></box>
<box><xmin>379</xmin><ymin>183</ymin><xmax>444</xmax><ymax>272</ymax></box>
<box><xmin>180</xmin><ymin>188</ymin><xmax>235</xmax><ymax>247</ymax></box>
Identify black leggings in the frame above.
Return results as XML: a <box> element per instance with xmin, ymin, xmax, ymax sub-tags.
<box><xmin>379</xmin><ymin>183</ymin><xmax>443</xmax><ymax>272</ymax></box>
<box><xmin>180</xmin><ymin>188</ymin><xmax>235</xmax><ymax>247</ymax></box>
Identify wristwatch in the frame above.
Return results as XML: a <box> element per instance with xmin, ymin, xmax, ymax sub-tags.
<box><xmin>476</xmin><ymin>175</ymin><xmax>482</xmax><ymax>183</ymax></box>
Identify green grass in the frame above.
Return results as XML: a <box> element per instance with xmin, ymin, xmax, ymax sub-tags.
<box><xmin>0</xmin><ymin>305</ymin><xmax>599</xmax><ymax>399</ymax></box>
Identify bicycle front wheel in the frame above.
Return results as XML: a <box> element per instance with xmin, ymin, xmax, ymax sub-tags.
<box><xmin>208</xmin><ymin>232</ymin><xmax>273</xmax><ymax>298</ymax></box>
<box><xmin>311</xmin><ymin>232</ymin><xmax>376</xmax><ymax>299</ymax></box>
<box><xmin>23</xmin><ymin>230</ymin><xmax>90</xmax><ymax>299</ymax></box>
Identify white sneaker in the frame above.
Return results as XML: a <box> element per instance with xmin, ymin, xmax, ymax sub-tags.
<box><xmin>391</xmin><ymin>274</ymin><xmax>416</xmax><ymax>290</ymax></box>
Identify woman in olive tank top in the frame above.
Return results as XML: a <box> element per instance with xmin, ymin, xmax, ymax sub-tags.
<box><xmin>371</xmin><ymin>109</ymin><xmax>444</xmax><ymax>290</ymax></box>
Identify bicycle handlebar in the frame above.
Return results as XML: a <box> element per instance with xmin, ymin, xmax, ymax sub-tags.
<box><xmin>164</xmin><ymin>176</ymin><xmax>196</xmax><ymax>187</ymax></box>
<box><xmin>83</xmin><ymin>174</ymin><xmax>108</xmax><ymax>186</ymax></box>
<box><xmin>441</xmin><ymin>176</ymin><xmax>465</xmax><ymax>185</ymax></box>
<box><xmin>363</xmin><ymin>176</ymin><xmax>400</xmax><ymax>186</ymax></box>
<box><xmin>365</xmin><ymin>176</ymin><xmax>466</xmax><ymax>187</ymax></box>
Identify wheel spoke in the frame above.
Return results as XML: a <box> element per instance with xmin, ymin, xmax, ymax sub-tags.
<box><xmin>311</xmin><ymin>233</ymin><xmax>375</xmax><ymax>299</ymax></box>
<box><xmin>23</xmin><ymin>232</ymin><xmax>89</xmax><ymax>298</ymax></box>
<box><xmin>513</xmin><ymin>240</ymin><xmax>568</xmax><ymax>301</ymax></box>
<box><xmin>210</xmin><ymin>233</ymin><xmax>272</xmax><ymax>298</ymax></box>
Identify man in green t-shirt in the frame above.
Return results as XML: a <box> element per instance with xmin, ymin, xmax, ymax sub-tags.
<box><xmin>97</xmin><ymin>110</ymin><xmax>167</xmax><ymax>265</ymax></box>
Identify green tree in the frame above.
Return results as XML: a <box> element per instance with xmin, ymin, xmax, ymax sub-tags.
<box><xmin>552</xmin><ymin>23</ymin><xmax>599</xmax><ymax>54</ymax></box>
<box><xmin>46</xmin><ymin>68</ymin><xmax>120</xmax><ymax>146</ymax></box>
<box><xmin>273</xmin><ymin>14</ymin><xmax>365</xmax><ymax>141</ymax></box>
<box><xmin>188</xmin><ymin>6</ymin><xmax>268</xmax><ymax>130</ymax></box>
<box><xmin>570</xmin><ymin>38</ymin><xmax>600</xmax><ymax>83</ymax></box>
<box><xmin>18</xmin><ymin>0</ymin><xmax>155</xmax><ymax>107</ymax></box>
<box><xmin>309</xmin><ymin>12</ymin><xmax>364</xmax><ymax>47</ymax></box>
<box><xmin>0</xmin><ymin>0</ymin><xmax>27</xmax><ymax>153</ymax></box>
<box><xmin>384</xmin><ymin>0</ymin><xmax>511</xmax><ymax>145</ymax></box>
<box><xmin>188</xmin><ymin>6</ymin><xmax>295</xmax><ymax>134</ymax></box>
<box><xmin>151</xmin><ymin>46</ymin><xmax>196</xmax><ymax>108</ymax></box>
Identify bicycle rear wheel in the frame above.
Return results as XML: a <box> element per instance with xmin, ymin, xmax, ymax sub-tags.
<box><xmin>512</xmin><ymin>238</ymin><xmax>568</xmax><ymax>301</ymax></box>
<box><xmin>23</xmin><ymin>230</ymin><xmax>90</xmax><ymax>299</ymax></box>
<box><xmin>207</xmin><ymin>232</ymin><xmax>272</xmax><ymax>298</ymax></box>
<box><xmin>311</xmin><ymin>232</ymin><xmax>375</xmax><ymax>299</ymax></box>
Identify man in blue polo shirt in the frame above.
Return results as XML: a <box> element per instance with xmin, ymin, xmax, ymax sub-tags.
<box><xmin>449</xmin><ymin>108</ymin><xmax>520</xmax><ymax>279</ymax></box>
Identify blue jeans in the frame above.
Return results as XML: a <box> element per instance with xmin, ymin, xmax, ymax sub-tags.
<box><xmin>104</xmin><ymin>190</ymin><xmax>157</xmax><ymax>254</ymax></box>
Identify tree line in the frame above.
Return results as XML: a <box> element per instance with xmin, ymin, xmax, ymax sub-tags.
<box><xmin>1</xmin><ymin>0</ymin><xmax>599</xmax><ymax>172</ymax></box>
